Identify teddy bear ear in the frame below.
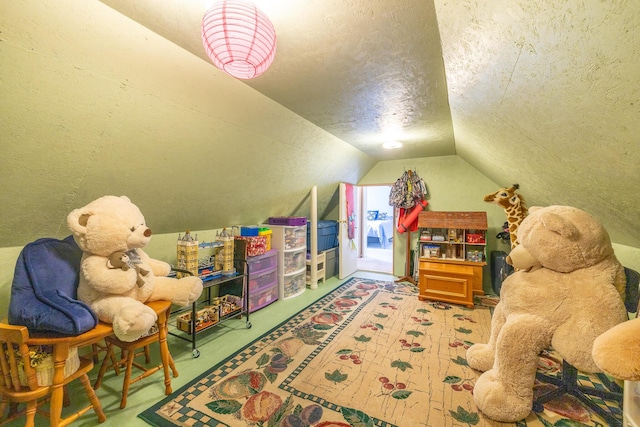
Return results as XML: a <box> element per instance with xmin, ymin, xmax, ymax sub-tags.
<box><xmin>67</xmin><ymin>208</ymin><xmax>91</xmax><ymax>234</ymax></box>
<box><xmin>539</xmin><ymin>211</ymin><xmax>579</xmax><ymax>240</ymax></box>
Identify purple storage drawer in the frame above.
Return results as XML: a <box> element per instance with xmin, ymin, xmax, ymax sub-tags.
<box><xmin>247</xmin><ymin>249</ymin><xmax>277</xmax><ymax>274</ymax></box>
<box><xmin>268</xmin><ymin>217</ymin><xmax>307</xmax><ymax>226</ymax></box>
<box><xmin>248</xmin><ymin>268</ymin><xmax>278</xmax><ymax>293</ymax></box>
<box><xmin>249</xmin><ymin>282</ymin><xmax>278</xmax><ymax>312</ymax></box>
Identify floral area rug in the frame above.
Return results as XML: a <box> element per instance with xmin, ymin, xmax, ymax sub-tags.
<box><xmin>139</xmin><ymin>277</ymin><xmax>620</xmax><ymax>426</ymax></box>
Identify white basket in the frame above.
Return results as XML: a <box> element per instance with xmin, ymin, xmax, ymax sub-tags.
<box><xmin>18</xmin><ymin>346</ymin><xmax>80</xmax><ymax>386</ymax></box>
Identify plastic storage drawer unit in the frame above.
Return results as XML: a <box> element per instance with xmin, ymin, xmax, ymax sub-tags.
<box><xmin>247</xmin><ymin>249</ymin><xmax>277</xmax><ymax>274</ymax></box>
<box><xmin>248</xmin><ymin>268</ymin><xmax>277</xmax><ymax>293</ymax></box>
<box><xmin>284</xmin><ymin>249</ymin><xmax>306</xmax><ymax>274</ymax></box>
<box><xmin>283</xmin><ymin>271</ymin><xmax>306</xmax><ymax>299</ymax></box>
<box><xmin>249</xmin><ymin>285</ymin><xmax>278</xmax><ymax>313</ymax></box>
<box><xmin>283</xmin><ymin>227</ymin><xmax>306</xmax><ymax>250</ymax></box>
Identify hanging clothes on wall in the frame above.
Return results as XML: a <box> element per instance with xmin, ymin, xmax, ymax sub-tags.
<box><xmin>389</xmin><ymin>170</ymin><xmax>429</xmax><ymax>232</ymax></box>
<box><xmin>389</xmin><ymin>170</ymin><xmax>428</xmax><ymax>209</ymax></box>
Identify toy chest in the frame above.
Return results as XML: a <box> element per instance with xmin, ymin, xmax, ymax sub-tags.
<box><xmin>234</xmin><ymin>235</ymin><xmax>267</xmax><ymax>257</ymax></box>
<box><xmin>268</xmin><ymin>217</ymin><xmax>307</xmax><ymax>226</ymax></box>
<box><xmin>307</xmin><ymin>220</ymin><xmax>339</xmax><ymax>252</ymax></box>
<box><xmin>176</xmin><ymin>306</ymin><xmax>219</xmax><ymax>334</ymax></box>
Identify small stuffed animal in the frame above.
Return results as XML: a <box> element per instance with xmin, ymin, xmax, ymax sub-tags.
<box><xmin>466</xmin><ymin>205</ymin><xmax>627</xmax><ymax>422</ymax></box>
<box><xmin>107</xmin><ymin>251</ymin><xmax>149</xmax><ymax>287</ymax></box>
<box><xmin>67</xmin><ymin>195</ymin><xmax>203</xmax><ymax>342</ymax></box>
<box><xmin>107</xmin><ymin>251</ymin><xmax>131</xmax><ymax>271</ymax></box>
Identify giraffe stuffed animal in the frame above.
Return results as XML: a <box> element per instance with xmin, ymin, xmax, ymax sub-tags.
<box><xmin>484</xmin><ymin>184</ymin><xmax>528</xmax><ymax>249</ymax></box>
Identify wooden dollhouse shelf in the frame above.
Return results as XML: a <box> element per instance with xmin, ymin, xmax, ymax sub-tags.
<box><xmin>417</xmin><ymin>211</ymin><xmax>488</xmax><ymax>307</ymax></box>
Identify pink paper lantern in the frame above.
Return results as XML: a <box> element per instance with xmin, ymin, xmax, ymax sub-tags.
<box><xmin>201</xmin><ymin>0</ymin><xmax>277</xmax><ymax>79</ymax></box>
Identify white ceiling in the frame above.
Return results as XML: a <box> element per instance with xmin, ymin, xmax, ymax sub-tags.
<box><xmin>97</xmin><ymin>0</ymin><xmax>640</xmax><ymax>247</ymax></box>
<box><xmin>99</xmin><ymin>0</ymin><xmax>455</xmax><ymax>160</ymax></box>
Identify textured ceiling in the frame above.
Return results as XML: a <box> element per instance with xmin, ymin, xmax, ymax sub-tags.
<box><xmin>97</xmin><ymin>0</ymin><xmax>639</xmax><ymax>247</ymax></box>
<box><xmin>99</xmin><ymin>0</ymin><xmax>455</xmax><ymax>161</ymax></box>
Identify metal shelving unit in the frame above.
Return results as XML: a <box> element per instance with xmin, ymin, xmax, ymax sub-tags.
<box><xmin>169</xmin><ymin>259</ymin><xmax>250</xmax><ymax>358</ymax></box>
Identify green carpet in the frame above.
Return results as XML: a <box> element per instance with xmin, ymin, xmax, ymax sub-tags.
<box><xmin>139</xmin><ymin>277</ymin><xmax>621</xmax><ymax>426</ymax></box>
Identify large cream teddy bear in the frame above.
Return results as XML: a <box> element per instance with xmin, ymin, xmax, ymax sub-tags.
<box><xmin>67</xmin><ymin>195</ymin><xmax>203</xmax><ymax>342</ymax></box>
<box><xmin>592</xmin><ymin>317</ymin><xmax>640</xmax><ymax>381</ymax></box>
<box><xmin>466</xmin><ymin>205</ymin><xmax>627</xmax><ymax>422</ymax></box>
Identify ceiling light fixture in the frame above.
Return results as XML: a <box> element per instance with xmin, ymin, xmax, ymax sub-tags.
<box><xmin>383</xmin><ymin>141</ymin><xmax>403</xmax><ymax>149</ymax></box>
<box><xmin>201</xmin><ymin>0</ymin><xmax>277</xmax><ymax>80</ymax></box>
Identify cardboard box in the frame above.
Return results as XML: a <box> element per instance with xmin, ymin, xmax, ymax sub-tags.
<box><xmin>176</xmin><ymin>306</ymin><xmax>219</xmax><ymax>334</ymax></box>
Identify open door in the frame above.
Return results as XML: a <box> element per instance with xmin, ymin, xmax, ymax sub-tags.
<box><xmin>338</xmin><ymin>183</ymin><xmax>359</xmax><ymax>279</ymax></box>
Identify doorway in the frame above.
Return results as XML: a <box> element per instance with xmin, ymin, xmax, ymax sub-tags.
<box><xmin>357</xmin><ymin>185</ymin><xmax>393</xmax><ymax>273</ymax></box>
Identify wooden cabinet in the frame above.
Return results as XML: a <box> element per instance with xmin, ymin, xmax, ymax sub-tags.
<box><xmin>417</xmin><ymin>211</ymin><xmax>487</xmax><ymax>307</ymax></box>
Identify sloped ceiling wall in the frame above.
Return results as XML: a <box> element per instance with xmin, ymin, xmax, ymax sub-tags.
<box><xmin>1</xmin><ymin>0</ymin><xmax>638</xmax><ymax>251</ymax></box>
<box><xmin>0</xmin><ymin>0</ymin><xmax>375</xmax><ymax>247</ymax></box>
<box><xmin>94</xmin><ymin>0</ymin><xmax>639</xmax><ymax>248</ymax></box>
<box><xmin>434</xmin><ymin>0</ymin><xmax>640</xmax><ymax>247</ymax></box>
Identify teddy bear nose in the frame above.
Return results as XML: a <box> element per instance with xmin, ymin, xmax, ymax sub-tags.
<box><xmin>144</xmin><ymin>228</ymin><xmax>152</xmax><ymax>237</ymax></box>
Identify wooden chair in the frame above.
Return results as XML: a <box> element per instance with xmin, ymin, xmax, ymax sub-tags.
<box><xmin>93</xmin><ymin>300</ymin><xmax>177</xmax><ymax>409</ymax></box>
<box><xmin>0</xmin><ymin>323</ymin><xmax>106</xmax><ymax>427</ymax></box>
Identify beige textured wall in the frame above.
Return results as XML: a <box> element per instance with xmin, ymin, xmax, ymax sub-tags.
<box><xmin>0</xmin><ymin>0</ymin><xmax>374</xmax><ymax>248</ymax></box>
<box><xmin>1</xmin><ymin>0</ymin><xmax>638</xmax><ymax>317</ymax></box>
<box><xmin>435</xmin><ymin>0</ymin><xmax>640</xmax><ymax>248</ymax></box>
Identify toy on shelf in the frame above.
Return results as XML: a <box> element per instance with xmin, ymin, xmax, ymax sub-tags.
<box><xmin>216</xmin><ymin>228</ymin><xmax>235</xmax><ymax>276</ymax></box>
<box><xmin>66</xmin><ymin>195</ymin><xmax>203</xmax><ymax>343</ymax></box>
<box><xmin>177</xmin><ymin>231</ymin><xmax>229</xmax><ymax>281</ymax></box>
<box><xmin>484</xmin><ymin>184</ymin><xmax>528</xmax><ymax>249</ymax></box>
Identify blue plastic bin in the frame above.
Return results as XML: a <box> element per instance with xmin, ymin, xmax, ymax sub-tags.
<box><xmin>307</xmin><ymin>220</ymin><xmax>339</xmax><ymax>251</ymax></box>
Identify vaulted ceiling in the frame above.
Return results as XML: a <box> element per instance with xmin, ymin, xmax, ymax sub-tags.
<box><xmin>2</xmin><ymin>0</ymin><xmax>638</xmax><ymax>250</ymax></box>
<box><xmin>98</xmin><ymin>0</ymin><xmax>640</xmax><ymax>247</ymax></box>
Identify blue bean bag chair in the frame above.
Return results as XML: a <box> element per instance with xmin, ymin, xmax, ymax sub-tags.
<box><xmin>9</xmin><ymin>236</ymin><xmax>98</xmax><ymax>335</ymax></box>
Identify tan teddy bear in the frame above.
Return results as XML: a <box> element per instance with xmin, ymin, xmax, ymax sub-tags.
<box><xmin>466</xmin><ymin>205</ymin><xmax>627</xmax><ymax>422</ymax></box>
<box><xmin>67</xmin><ymin>195</ymin><xmax>203</xmax><ymax>342</ymax></box>
<box><xmin>592</xmin><ymin>317</ymin><xmax>640</xmax><ymax>381</ymax></box>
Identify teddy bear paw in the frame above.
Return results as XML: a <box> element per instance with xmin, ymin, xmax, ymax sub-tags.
<box><xmin>473</xmin><ymin>369</ymin><xmax>533</xmax><ymax>422</ymax></box>
<box><xmin>112</xmin><ymin>304</ymin><xmax>158</xmax><ymax>342</ymax></box>
<box><xmin>173</xmin><ymin>276</ymin><xmax>203</xmax><ymax>307</ymax></box>
<box><xmin>466</xmin><ymin>343</ymin><xmax>494</xmax><ymax>372</ymax></box>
